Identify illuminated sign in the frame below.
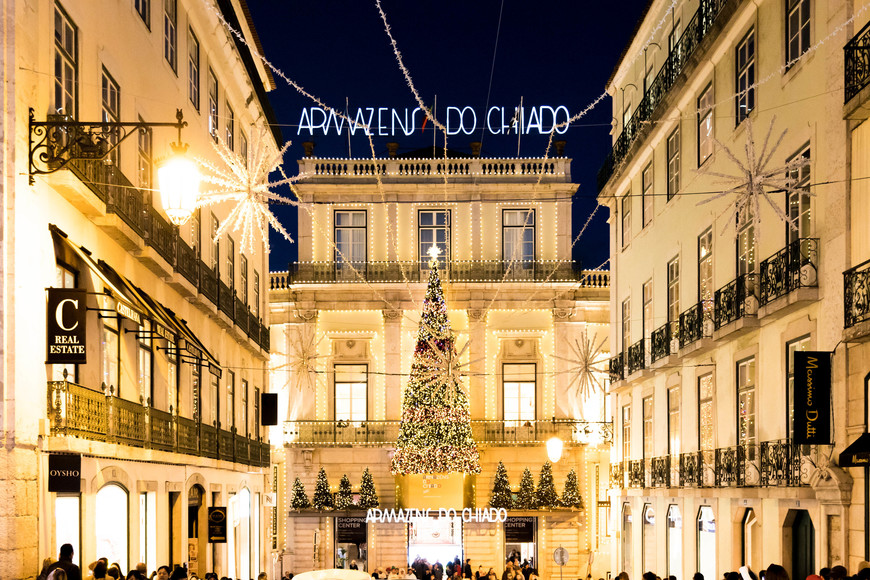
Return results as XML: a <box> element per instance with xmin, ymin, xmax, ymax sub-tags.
<box><xmin>208</xmin><ymin>507</ymin><xmax>227</xmax><ymax>543</ymax></box>
<box><xmin>365</xmin><ymin>507</ymin><xmax>507</xmax><ymax>523</ymax></box>
<box><xmin>793</xmin><ymin>351</ymin><xmax>831</xmax><ymax>445</ymax></box>
<box><xmin>46</xmin><ymin>288</ymin><xmax>87</xmax><ymax>364</ymax></box>
<box><xmin>48</xmin><ymin>454</ymin><xmax>81</xmax><ymax>492</ymax></box>
<box><xmin>297</xmin><ymin>105</ymin><xmax>572</xmax><ymax>137</ymax></box>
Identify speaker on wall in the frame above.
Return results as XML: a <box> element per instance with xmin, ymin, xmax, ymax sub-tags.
<box><xmin>261</xmin><ymin>392</ymin><xmax>278</xmax><ymax>426</ymax></box>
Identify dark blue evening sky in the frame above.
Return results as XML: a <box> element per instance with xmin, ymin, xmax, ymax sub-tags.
<box><xmin>246</xmin><ymin>1</ymin><xmax>649</xmax><ymax>271</ymax></box>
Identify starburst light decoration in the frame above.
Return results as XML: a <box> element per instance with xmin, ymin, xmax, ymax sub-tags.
<box><xmin>697</xmin><ymin>116</ymin><xmax>811</xmax><ymax>240</ymax></box>
<box><xmin>272</xmin><ymin>328</ymin><xmax>326</xmax><ymax>392</ymax></box>
<box><xmin>552</xmin><ymin>329</ymin><xmax>607</xmax><ymax>400</ymax></box>
<box><xmin>198</xmin><ymin>126</ymin><xmax>302</xmax><ymax>254</ymax></box>
<box><xmin>418</xmin><ymin>328</ymin><xmax>477</xmax><ymax>405</ymax></box>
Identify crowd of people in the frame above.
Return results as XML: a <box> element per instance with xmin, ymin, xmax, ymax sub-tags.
<box><xmin>368</xmin><ymin>556</ymin><xmax>538</xmax><ymax>580</ymax></box>
<box><xmin>614</xmin><ymin>563</ymin><xmax>870</xmax><ymax>580</ymax></box>
<box><xmin>37</xmin><ymin>543</ymin><xmax>273</xmax><ymax>580</ymax></box>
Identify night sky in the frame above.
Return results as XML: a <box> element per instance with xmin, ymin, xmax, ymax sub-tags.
<box><xmin>246</xmin><ymin>1</ymin><xmax>649</xmax><ymax>271</ymax></box>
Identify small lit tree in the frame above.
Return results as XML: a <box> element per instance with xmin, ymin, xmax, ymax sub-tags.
<box><xmin>291</xmin><ymin>477</ymin><xmax>311</xmax><ymax>510</ymax></box>
<box><xmin>536</xmin><ymin>462</ymin><xmax>559</xmax><ymax>508</ymax></box>
<box><xmin>358</xmin><ymin>467</ymin><xmax>380</xmax><ymax>509</ymax></box>
<box><xmin>489</xmin><ymin>461</ymin><xmax>513</xmax><ymax>509</ymax></box>
<box><xmin>561</xmin><ymin>468</ymin><xmax>583</xmax><ymax>509</ymax></box>
<box><xmin>515</xmin><ymin>468</ymin><xmax>537</xmax><ymax>509</ymax></box>
<box><xmin>312</xmin><ymin>467</ymin><xmax>334</xmax><ymax>510</ymax></box>
<box><xmin>335</xmin><ymin>474</ymin><xmax>354</xmax><ymax>509</ymax></box>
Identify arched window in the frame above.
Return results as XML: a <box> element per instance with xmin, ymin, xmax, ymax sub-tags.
<box><xmin>697</xmin><ymin>506</ymin><xmax>716</xmax><ymax>580</ymax></box>
<box><xmin>667</xmin><ymin>505</ymin><xmax>682</xmax><ymax>580</ymax></box>
<box><xmin>96</xmin><ymin>483</ymin><xmax>128</xmax><ymax>571</ymax></box>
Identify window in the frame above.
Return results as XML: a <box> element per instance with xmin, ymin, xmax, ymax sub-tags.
<box><xmin>787</xmin><ymin>146</ymin><xmax>812</xmax><ymax>243</ymax></box>
<box><xmin>96</xmin><ymin>484</ymin><xmax>128</xmax><ymax>571</ymax></box>
<box><xmin>253</xmin><ymin>271</ymin><xmax>260</xmax><ymax>318</ymax></box>
<box><xmin>737</xmin><ymin>211</ymin><xmax>756</xmax><ymax>276</ymax></box>
<box><xmin>52</xmin><ymin>263</ymin><xmax>78</xmax><ymax>382</ymax></box>
<box><xmin>208</xmin><ymin>69</ymin><xmax>218</xmax><ymax>140</ymax></box>
<box><xmin>54</xmin><ymin>4</ymin><xmax>77</xmax><ymax>116</ymax></box>
<box><xmin>139</xmin><ymin>491</ymin><xmax>156</xmax><ymax>573</ymax></box>
<box><xmin>502</xmin><ymin>209</ymin><xmax>535</xmax><ymax>262</ymax></box>
<box><xmin>418</xmin><ymin>210</ymin><xmax>450</xmax><ymax>266</ymax></box>
<box><xmin>503</xmin><ymin>363</ymin><xmax>535</xmax><ymax>424</ymax></box>
<box><xmin>698</xmin><ymin>228</ymin><xmax>713</xmax><ymax>318</ymax></box>
<box><xmin>698</xmin><ymin>373</ymin><xmax>714</xmax><ymax>450</ymax></box>
<box><xmin>211</xmin><ymin>213</ymin><xmax>219</xmax><ymax>272</ymax></box>
<box><xmin>102</xmin><ymin>317</ymin><xmax>120</xmax><ymax>393</ymax></box>
<box><xmin>209</xmin><ymin>374</ymin><xmax>218</xmax><ymax>426</ymax></box>
<box><xmin>667</xmin><ymin>128</ymin><xmax>680</xmax><ymax>200</ymax></box>
<box><xmin>334</xmin><ymin>210</ymin><xmax>367</xmax><ymax>263</ymax></box>
<box><xmin>786</xmin><ymin>0</ymin><xmax>810</xmax><ymax>66</ymax></box>
<box><xmin>254</xmin><ymin>386</ymin><xmax>260</xmax><ymax>439</ymax></box>
<box><xmin>642</xmin><ymin>395</ymin><xmax>653</xmax><ymax>459</ymax></box>
<box><xmin>241</xmin><ymin>379</ymin><xmax>249</xmax><ymax>436</ymax></box>
<box><xmin>642</xmin><ymin>504</ymin><xmax>656</xmax><ymax>572</ymax></box>
<box><xmin>135</xmin><ymin>0</ymin><xmax>150</xmax><ymax>28</ymax></box>
<box><xmin>335</xmin><ymin>364</ymin><xmax>367</xmax><ymax>422</ymax></box>
<box><xmin>138</xmin><ymin>320</ymin><xmax>153</xmax><ymax>402</ymax></box>
<box><xmin>667</xmin><ymin>257</ymin><xmax>680</xmax><ymax>324</ymax></box>
<box><xmin>240</xmin><ymin>254</ymin><xmax>248</xmax><ymax>305</ymax></box>
<box><xmin>190</xmin><ymin>209</ymin><xmax>201</xmax><ymax>257</ymax></box>
<box><xmin>668</xmin><ymin>20</ymin><xmax>682</xmax><ymax>55</ymax></box>
<box><xmin>188</xmin><ymin>29</ymin><xmax>200</xmax><ymax>110</ymax></box>
<box><xmin>737</xmin><ymin>357</ymin><xmax>757</xmax><ymax>455</ymax></box>
<box><xmin>227</xmin><ymin>236</ymin><xmax>235</xmax><ymax>289</ymax></box>
<box><xmin>622</xmin><ymin>404</ymin><xmax>631</xmax><ymax>461</ymax></box>
<box><xmin>642</xmin><ymin>280</ymin><xmax>653</xmax><ymax>343</ymax></box>
<box><xmin>698</xmin><ymin>85</ymin><xmax>714</xmax><ymax>165</ymax></box>
<box><xmin>645</xmin><ymin>64</ymin><xmax>656</xmax><ymax>93</ymax></box>
<box><xmin>697</xmin><ymin>507</ymin><xmax>716</xmax><ymax>580</ymax></box>
<box><xmin>227</xmin><ymin>370</ymin><xmax>235</xmax><ymax>429</ymax></box>
<box><xmin>101</xmin><ymin>68</ymin><xmax>121</xmax><ymax>167</ymax></box>
<box><xmin>621</xmin><ymin>194</ymin><xmax>631</xmax><ymax>248</ymax></box>
<box><xmin>787</xmin><ymin>336</ymin><xmax>811</xmax><ymax>439</ymax></box>
<box><xmin>667</xmin><ymin>505</ymin><xmax>683</xmax><ymax>580</ymax></box>
<box><xmin>55</xmin><ymin>495</ymin><xmax>81</xmax><ymax>568</ymax></box>
<box><xmin>642</xmin><ymin>164</ymin><xmax>653</xmax><ymax>227</ymax></box>
<box><xmin>241</xmin><ymin>131</ymin><xmax>248</xmax><ymax>167</ymax></box>
<box><xmin>736</xmin><ymin>29</ymin><xmax>756</xmax><ymax>124</ymax></box>
<box><xmin>225</xmin><ymin>104</ymin><xmax>235</xmax><ymax>150</ymax></box>
<box><xmin>622</xmin><ymin>298</ymin><xmax>631</xmax><ymax>355</ymax></box>
<box><xmin>668</xmin><ymin>387</ymin><xmax>680</xmax><ymax>456</ymax></box>
<box><xmin>137</xmin><ymin>122</ymin><xmax>152</xmax><ymax>192</ymax></box>
<box><xmin>623</xmin><ymin>102</ymin><xmax>632</xmax><ymax>131</ymax></box>
<box><xmin>163</xmin><ymin>0</ymin><xmax>177</xmax><ymax>71</ymax></box>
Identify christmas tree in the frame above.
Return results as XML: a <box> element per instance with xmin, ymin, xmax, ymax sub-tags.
<box><xmin>312</xmin><ymin>467</ymin><xmax>334</xmax><ymax>510</ymax></box>
<box><xmin>335</xmin><ymin>474</ymin><xmax>354</xmax><ymax>509</ymax></box>
<box><xmin>358</xmin><ymin>467</ymin><xmax>379</xmax><ymax>508</ymax></box>
<box><xmin>536</xmin><ymin>462</ymin><xmax>559</xmax><ymax>508</ymax></box>
<box><xmin>515</xmin><ymin>468</ymin><xmax>537</xmax><ymax>509</ymax></box>
<box><xmin>489</xmin><ymin>461</ymin><xmax>513</xmax><ymax>509</ymax></box>
<box><xmin>561</xmin><ymin>468</ymin><xmax>583</xmax><ymax>509</ymax></box>
<box><xmin>291</xmin><ymin>477</ymin><xmax>310</xmax><ymax>509</ymax></box>
<box><xmin>390</xmin><ymin>248</ymin><xmax>481</xmax><ymax>475</ymax></box>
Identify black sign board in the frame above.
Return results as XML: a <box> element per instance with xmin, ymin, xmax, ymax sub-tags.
<box><xmin>48</xmin><ymin>454</ymin><xmax>81</xmax><ymax>492</ymax></box>
<box><xmin>46</xmin><ymin>288</ymin><xmax>88</xmax><ymax>364</ymax></box>
<box><xmin>336</xmin><ymin>517</ymin><xmax>367</xmax><ymax>544</ymax></box>
<box><xmin>840</xmin><ymin>433</ymin><xmax>870</xmax><ymax>467</ymax></box>
<box><xmin>793</xmin><ymin>351</ymin><xmax>832</xmax><ymax>445</ymax></box>
<box><xmin>208</xmin><ymin>507</ymin><xmax>227</xmax><ymax>543</ymax></box>
<box><xmin>262</xmin><ymin>393</ymin><xmax>278</xmax><ymax>426</ymax></box>
<box><xmin>504</xmin><ymin>517</ymin><xmax>535</xmax><ymax>543</ymax></box>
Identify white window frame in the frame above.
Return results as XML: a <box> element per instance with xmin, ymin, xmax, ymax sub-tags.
<box><xmin>503</xmin><ymin>363</ymin><xmax>536</xmax><ymax>424</ymax></box>
<box><xmin>334</xmin><ymin>364</ymin><xmax>367</xmax><ymax>422</ymax></box>
<box><xmin>54</xmin><ymin>4</ymin><xmax>78</xmax><ymax>116</ymax></box>
<box><xmin>698</xmin><ymin>85</ymin><xmax>714</xmax><ymax>165</ymax></box>
<box><xmin>736</xmin><ymin>28</ymin><xmax>756</xmax><ymax>124</ymax></box>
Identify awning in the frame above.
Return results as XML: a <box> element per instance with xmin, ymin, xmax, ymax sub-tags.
<box><xmin>97</xmin><ymin>260</ymin><xmax>175</xmax><ymax>341</ymax></box>
<box><xmin>839</xmin><ymin>432</ymin><xmax>870</xmax><ymax>467</ymax></box>
<box><xmin>50</xmin><ymin>225</ymin><xmax>145</xmax><ymax>324</ymax></box>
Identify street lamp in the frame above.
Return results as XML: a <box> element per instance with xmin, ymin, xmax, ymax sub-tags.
<box><xmin>158</xmin><ymin>110</ymin><xmax>200</xmax><ymax>226</ymax></box>
<box><xmin>546</xmin><ymin>436</ymin><xmax>563</xmax><ymax>463</ymax></box>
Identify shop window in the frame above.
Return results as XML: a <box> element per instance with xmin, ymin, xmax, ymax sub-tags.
<box><xmin>697</xmin><ymin>506</ymin><xmax>716</xmax><ymax>580</ymax></box>
<box><xmin>667</xmin><ymin>505</ymin><xmax>682</xmax><ymax>580</ymax></box>
<box><xmin>55</xmin><ymin>494</ymin><xmax>81</xmax><ymax>568</ymax></box>
<box><xmin>96</xmin><ymin>484</ymin><xmax>128</xmax><ymax>571</ymax></box>
<box><xmin>139</xmin><ymin>492</ymin><xmax>156</xmax><ymax>573</ymax></box>
<box><xmin>642</xmin><ymin>504</ymin><xmax>656</xmax><ymax>573</ymax></box>
<box><xmin>742</xmin><ymin>508</ymin><xmax>758</xmax><ymax>571</ymax></box>
<box><xmin>622</xmin><ymin>504</ymin><xmax>633</xmax><ymax>578</ymax></box>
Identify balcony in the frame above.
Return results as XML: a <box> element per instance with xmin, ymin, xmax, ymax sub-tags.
<box><xmin>608</xmin><ymin>352</ymin><xmax>624</xmax><ymax>382</ymax></box>
<box><xmin>610</xmin><ymin>462</ymin><xmax>626</xmax><ymax>489</ymax></box>
<box><xmin>678</xmin><ymin>451</ymin><xmax>703</xmax><ymax>487</ymax></box>
<box><xmin>627</xmin><ymin>459</ymin><xmax>645</xmax><ymax>488</ymax></box>
<box><xmin>714</xmin><ymin>273</ymin><xmax>758</xmax><ymax>330</ymax></box>
<box><xmin>759</xmin><ymin>238</ymin><xmax>819</xmax><ymax>308</ymax></box>
<box><xmin>276</xmin><ymin>261</ymin><xmax>599</xmax><ymax>285</ymax></box>
<box><xmin>650</xmin><ymin>455</ymin><xmax>671</xmax><ymax>487</ymax></box>
<box><xmin>47</xmin><ymin>380</ymin><xmax>269</xmax><ymax>467</ymax></box>
<box><xmin>282</xmin><ymin>419</ymin><xmax>613</xmax><ymax>447</ymax></box>
<box><xmin>679</xmin><ymin>301</ymin><xmax>712</xmax><ymax>350</ymax></box>
<box><xmin>626</xmin><ymin>339</ymin><xmax>646</xmax><ymax>375</ymax></box>
<box><xmin>845</xmin><ymin>20</ymin><xmax>870</xmax><ymax>104</ymax></box>
<box><xmin>845</xmin><ymin>258</ymin><xmax>870</xmax><ymax>332</ymax></box>
<box><xmin>650</xmin><ymin>322</ymin><xmax>672</xmax><ymax>364</ymax></box>
<box><xmin>597</xmin><ymin>0</ymin><xmax>735</xmax><ymax>191</ymax></box>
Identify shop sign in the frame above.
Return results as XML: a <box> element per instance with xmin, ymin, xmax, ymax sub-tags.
<box><xmin>115</xmin><ymin>300</ymin><xmax>141</xmax><ymax>325</ymax></box>
<box><xmin>365</xmin><ymin>507</ymin><xmax>507</xmax><ymax>523</ymax></box>
<box><xmin>504</xmin><ymin>517</ymin><xmax>535</xmax><ymax>543</ymax></box>
<box><xmin>336</xmin><ymin>517</ymin><xmax>367</xmax><ymax>544</ymax></box>
<box><xmin>793</xmin><ymin>351</ymin><xmax>832</xmax><ymax>445</ymax></box>
<box><xmin>208</xmin><ymin>507</ymin><xmax>227</xmax><ymax>543</ymax></box>
<box><xmin>48</xmin><ymin>454</ymin><xmax>81</xmax><ymax>492</ymax></box>
<box><xmin>46</xmin><ymin>288</ymin><xmax>87</xmax><ymax>364</ymax></box>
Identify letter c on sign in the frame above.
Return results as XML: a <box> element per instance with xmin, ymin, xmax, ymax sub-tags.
<box><xmin>56</xmin><ymin>299</ymin><xmax>79</xmax><ymax>331</ymax></box>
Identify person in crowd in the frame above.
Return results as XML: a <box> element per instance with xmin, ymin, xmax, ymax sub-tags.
<box><xmin>486</xmin><ymin>571</ymin><xmax>497</xmax><ymax>580</ymax></box>
<box><xmin>831</xmin><ymin>568</ymin><xmax>847</xmax><ymax>580</ymax></box>
<box><xmin>42</xmin><ymin>544</ymin><xmax>82</xmax><ymax>580</ymax></box>
<box><xmin>669</xmin><ymin>576</ymin><xmax>677</xmax><ymax>580</ymax></box>
<box><xmin>350</xmin><ymin>561</ymin><xmax>359</xmax><ymax>571</ymax></box>
<box><xmin>617</xmin><ymin>573</ymin><xmax>630</xmax><ymax>580</ymax></box>
<box><xmin>155</xmin><ymin>566</ymin><xmax>171</xmax><ymax>580</ymax></box>
<box><xmin>40</xmin><ymin>556</ymin><xmax>58</xmax><ymax>580</ymax></box>
<box><xmin>642</xmin><ymin>572</ymin><xmax>656</xmax><ymax>580</ymax></box>
<box><xmin>819</xmin><ymin>570</ymin><xmax>831</xmax><ymax>580</ymax></box>
<box><xmin>765</xmin><ymin>565</ymin><xmax>789</xmax><ymax>580</ymax></box>
<box><xmin>463</xmin><ymin>559</ymin><xmax>472</xmax><ymax>579</ymax></box>
<box><xmin>48</xmin><ymin>570</ymin><xmax>69</xmax><ymax>580</ymax></box>
<box><xmin>107</xmin><ymin>564</ymin><xmax>121</xmax><ymax>580</ymax></box>
<box><xmin>475</xmin><ymin>566</ymin><xmax>484</xmax><ymax>580</ymax></box>
<box><xmin>694</xmin><ymin>574</ymin><xmax>704</xmax><ymax>580</ymax></box>
<box><xmin>93</xmin><ymin>562</ymin><xmax>109</xmax><ymax>580</ymax></box>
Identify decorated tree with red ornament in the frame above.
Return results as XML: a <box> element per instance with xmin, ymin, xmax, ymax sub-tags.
<box><xmin>390</xmin><ymin>248</ymin><xmax>481</xmax><ymax>475</ymax></box>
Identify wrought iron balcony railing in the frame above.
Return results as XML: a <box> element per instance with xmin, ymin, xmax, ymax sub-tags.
<box><xmin>275</xmin><ymin>261</ymin><xmax>604</xmax><ymax>285</ymax></box>
<box><xmin>610</xmin><ymin>462</ymin><xmax>626</xmax><ymax>489</ymax></box>
<box><xmin>628</xmin><ymin>459</ymin><xmax>645</xmax><ymax>488</ymax></box>
<box><xmin>47</xmin><ymin>380</ymin><xmax>269</xmax><ymax>467</ymax></box>
<box><xmin>845</xmin><ymin>19</ymin><xmax>870</xmax><ymax>103</ymax></box>
<box><xmin>626</xmin><ymin>339</ymin><xmax>646</xmax><ymax>375</ymax></box>
<box><xmin>597</xmin><ymin>0</ymin><xmax>734</xmax><ymax>190</ymax></box>
<box><xmin>714</xmin><ymin>273</ymin><xmax>758</xmax><ymax>329</ymax></box>
<box><xmin>282</xmin><ymin>419</ymin><xmax>613</xmax><ymax>446</ymax></box>
<box><xmin>650</xmin><ymin>455</ymin><xmax>671</xmax><ymax>487</ymax></box>
<box><xmin>679</xmin><ymin>301</ymin><xmax>711</xmax><ymax>349</ymax></box>
<box><xmin>759</xmin><ymin>238</ymin><xmax>819</xmax><ymax>306</ymax></box>
<box><xmin>650</xmin><ymin>322</ymin><xmax>671</xmax><ymax>363</ymax></box>
<box><xmin>608</xmin><ymin>352</ymin><xmax>624</xmax><ymax>382</ymax></box>
<box><xmin>844</xmin><ymin>257</ymin><xmax>870</xmax><ymax>328</ymax></box>
<box><xmin>678</xmin><ymin>451</ymin><xmax>703</xmax><ymax>487</ymax></box>
<box><xmin>759</xmin><ymin>439</ymin><xmax>818</xmax><ymax>486</ymax></box>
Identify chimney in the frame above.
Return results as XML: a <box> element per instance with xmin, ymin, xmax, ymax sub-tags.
<box><xmin>302</xmin><ymin>141</ymin><xmax>315</xmax><ymax>158</ymax></box>
<box><xmin>470</xmin><ymin>142</ymin><xmax>482</xmax><ymax>158</ymax></box>
<box><xmin>554</xmin><ymin>140</ymin><xmax>566</xmax><ymax>157</ymax></box>
<box><xmin>386</xmin><ymin>142</ymin><xmax>399</xmax><ymax>158</ymax></box>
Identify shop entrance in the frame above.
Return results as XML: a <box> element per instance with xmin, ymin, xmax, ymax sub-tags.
<box><xmin>408</xmin><ymin>516</ymin><xmax>463</xmax><ymax>570</ymax></box>
<box><xmin>504</xmin><ymin>517</ymin><xmax>536</xmax><ymax>568</ymax></box>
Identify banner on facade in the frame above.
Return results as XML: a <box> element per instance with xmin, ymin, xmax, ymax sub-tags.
<box><xmin>336</xmin><ymin>517</ymin><xmax>367</xmax><ymax>544</ymax></box>
<box><xmin>48</xmin><ymin>454</ymin><xmax>81</xmax><ymax>492</ymax></box>
<box><xmin>46</xmin><ymin>288</ymin><xmax>87</xmax><ymax>364</ymax></box>
<box><xmin>504</xmin><ymin>517</ymin><xmax>535</xmax><ymax>543</ymax></box>
<box><xmin>208</xmin><ymin>507</ymin><xmax>227</xmax><ymax>543</ymax></box>
<box><xmin>793</xmin><ymin>351</ymin><xmax>832</xmax><ymax>445</ymax></box>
